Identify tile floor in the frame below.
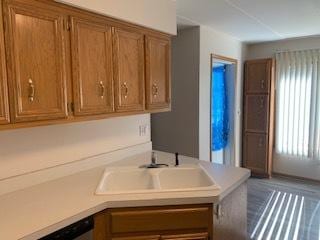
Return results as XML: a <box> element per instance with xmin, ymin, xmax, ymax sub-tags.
<box><xmin>247</xmin><ymin>177</ymin><xmax>320</xmax><ymax>240</ymax></box>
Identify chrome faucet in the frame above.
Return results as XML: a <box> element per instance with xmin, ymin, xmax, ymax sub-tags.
<box><xmin>139</xmin><ymin>152</ymin><xmax>169</xmax><ymax>168</ymax></box>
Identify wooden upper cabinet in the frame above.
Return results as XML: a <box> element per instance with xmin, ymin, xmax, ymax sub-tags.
<box><xmin>4</xmin><ymin>1</ymin><xmax>68</xmax><ymax>122</ymax></box>
<box><xmin>245</xmin><ymin>59</ymin><xmax>272</xmax><ymax>94</ymax></box>
<box><xmin>71</xmin><ymin>16</ymin><xmax>114</xmax><ymax>116</ymax></box>
<box><xmin>145</xmin><ymin>36</ymin><xmax>171</xmax><ymax>110</ymax></box>
<box><xmin>113</xmin><ymin>28</ymin><xmax>145</xmax><ymax>112</ymax></box>
<box><xmin>0</xmin><ymin>3</ymin><xmax>10</xmax><ymax>125</ymax></box>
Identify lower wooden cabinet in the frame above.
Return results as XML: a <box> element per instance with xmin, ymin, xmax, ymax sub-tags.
<box><xmin>94</xmin><ymin>204</ymin><xmax>213</xmax><ymax>240</ymax></box>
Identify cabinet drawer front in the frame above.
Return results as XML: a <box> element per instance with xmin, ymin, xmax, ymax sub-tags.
<box><xmin>243</xmin><ymin>133</ymin><xmax>268</xmax><ymax>173</ymax></box>
<box><xmin>110</xmin><ymin>206</ymin><xmax>211</xmax><ymax>234</ymax></box>
<box><xmin>5</xmin><ymin>2</ymin><xmax>68</xmax><ymax>122</ymax></box>
<box><xmin>245</xmin><ymin>59</ymin><xmax>271</xmax><ymax>94</ymax></box>
<box><xmin>244</xmin><ymin>95</ymin><xmax>269</xmax><ymax>132</ymax></box>
<box><xmin>161</xmin><ymin>233</ymin><xmax>208</xmax><ymax>240</ymax></box>
<box><xmin>71</xmin><ymin>16</ymin><xmax>114</xmax><ymax>116</ymax></box>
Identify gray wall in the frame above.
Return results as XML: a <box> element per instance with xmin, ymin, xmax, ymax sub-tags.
<box><xmin>151</xmin><ymin>27</ymin><xmax>200</xmax><ymax>157</ymax></box>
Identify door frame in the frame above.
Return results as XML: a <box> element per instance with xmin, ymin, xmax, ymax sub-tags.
<box><xmin>210</xmin><ymin>54</ymin><xmax>238</xmax><ymax>165</ymax></box>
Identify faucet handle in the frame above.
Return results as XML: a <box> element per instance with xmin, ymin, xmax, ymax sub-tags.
<box><xmin>152</xmin><ymin>152</ymin><xmax>157</xmax><ymax>164</ymax></box>
<box><xmin>175</xmin><ymin>152</ymin><xmax>179</xmax><ymax>166</ymax></box>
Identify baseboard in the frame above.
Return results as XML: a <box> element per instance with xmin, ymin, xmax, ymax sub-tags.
<box><xmin>272</xmin><ymin>171</ymin><xmax>320</xmax><ymax>184</ymax></box>
<box><xmin>0</xmin><ymin>141</ymin><xmax>152</xmax><ymax>196</ymax></box>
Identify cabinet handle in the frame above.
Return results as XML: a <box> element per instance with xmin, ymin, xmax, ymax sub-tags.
<box><xmin>99</xmin><ymin>81</ymin><xmax>105</xmax><ymax>99</ymax></box>
<box><xmin>261</xmin><ymin>79</ymin><xmax>265</xmax><ymax>89</ymax></box>
<box><xmin>122</xmin><ymin>82</ymin><xmax>128</xmax><ymax>99</ymax></box>
<box><xmin>259</xmin><ymin>137</ymin><xmax>264</xmax><ymax>147</ymax></box>
<box><xmin>152</xmin><ymin>83</ymin><xmax>158</xmax><ymax>97</ymax></box>
<box><xmin>260</xmin><ymin>97</ymin><xmax>264</xmax><ymax>108</ymax></box>
<box><xmin>28</xmin><ymin>79</ymin><xmax>35</xmax><ymax>102</ymax></box>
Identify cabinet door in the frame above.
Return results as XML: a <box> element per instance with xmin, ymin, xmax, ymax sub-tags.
<box><xmin>0</xmin><ymin>2</ymin><xmax>9</xmax><ymax>124</ymax></box>
<box><xmin>245</xmin><ymin>59</ymin><xmax>271</xmax><ymax>94</ymax></box>
<box><xmin>244</xmin><ymin>95</ymin><xmax>269</xmax><ymax>133</ymax></box>
<box><xmin>243</xmin><ymin>133</ymin><xmax>268</xmax><ymax>174</ymax></box>
<box><xmin>4</xmin><ymin>1</ymin><xmax>68</xmax><ymax>122</ymax></box>
<box><xmin>145</xmin><ymin>36</ymin><xmax>171</xmax><ymax>110</ymax></box>
<box><xmin>113</xmin><ymin>28</ymin><xmax>145</xmax><ymax>112</ymax></box>
<box><xmin>113</xmin><ymin>236</ymin><xmax>160</xmax><ymax>240</ymax></box>
<box><xmin>71</xmin><ymin>16</ymin><xmax>114</xmax><ymax>116</ymax></box>
<box><xmin>161</xmin><ymin>233</ymin><xmax>208</xmax><ymax>240</ymax></box>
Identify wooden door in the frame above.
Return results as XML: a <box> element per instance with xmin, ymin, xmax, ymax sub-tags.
<box><xmin>243</xmin><ymin>133</ymin><xmax>268</xmax><ymax>174</ymax></box>
<box><xmin>0</xmin><ymin>2</ymin><xmax>10</xmax><ymax>124</ymax></box>
<box><xmin>4</xmin><ymin>1</ymin><xmax>68</xmax><ymax>122</ymax></box>
<box><xmin>145</xmin><ymin>36</ymin><xmax>171</xmax><ymax>110</ymax></box>
<box><xmin>71</xmin><ymin>16</ymin><xmax>114</xmax><ymax>116</ymax></box>
<box><xmin>161</xmin><ymin>233</ymin><xmax>208</xmax><ymax>240</ymax></box>
<box><xmin>245</xmin><ymin>59</ymin><xmax>271</xmax><ymax>94</ymax></box>
<box><xmin>113</xmin><ymin>28</ymin><xmax>145</xmax><ymax>112</ymax></box>
<box><xmin>244</xmin><ymin>95</ymin><xmax>269</xmax><ymax>132</ymax></box>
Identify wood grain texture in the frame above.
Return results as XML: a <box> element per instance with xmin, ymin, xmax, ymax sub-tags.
<box><xmin>244</xmin><ymin>95</ymin><xmax>269</xmax><ymax>133</ymax></box>
<box><xmin>0</xmin><ymin>1</ymin><xmax>10</xmax><ymax>124</ymax></box>
<box><xmin>113</xmin><ymin>27</ymin><xmax>145</xmax><ymax>112</ymax></box>
<box><xmin>243</xmin><ymin>133</ymin><xmax>268</xmax><ymax>175</ymax></box>
<box><xmin>161</xmin><ymin>232</ymin><xmax>208</xmax><ymax>240</ymax></box>
<box><xmin>94</xmin><ymin>204</ymin><xmax>213</xmax><ymax>240</ymax></box>
<box><xmin>245</xmin><ymin>59</ymin><xmax>271</xmax><ymax>94</ymax></box>
<box><xmin>145</xmin><ymin>35</ymin><xmax>171</xmax><ymax>110</ymax></box>
<box><xmin>71</xmin><ymin>15</ymin><xmax>114</xmax><ymax>116</ymax></box>
<box><xmin>4</xmin><ymin>0</ymin><xmax>68</xmax><ymax>122</ymax></box>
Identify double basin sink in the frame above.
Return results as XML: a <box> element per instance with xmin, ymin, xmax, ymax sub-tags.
<box><xmin>96</xmin><ymin>164</ymin><xmax>220</xmax><ymax>195</ymax></box>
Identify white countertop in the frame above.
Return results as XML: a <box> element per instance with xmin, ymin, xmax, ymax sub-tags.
<box><xmin>0</xmin><ymin>151</ymin><xmax>250</xmax><ymax>240</ymax></box>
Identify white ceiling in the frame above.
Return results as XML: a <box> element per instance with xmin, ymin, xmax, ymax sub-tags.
<box><xmin>176</xmin><ymin>0</ymin><xmax>320</xmax><ymax>43</ymax></box>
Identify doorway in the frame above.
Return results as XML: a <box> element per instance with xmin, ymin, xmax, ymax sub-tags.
<box><xmin>210</xmin><ymin>54</ymin><xmax>237</xmax><ymax>165</ymax></box>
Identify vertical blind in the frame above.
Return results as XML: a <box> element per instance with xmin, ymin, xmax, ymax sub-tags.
<box><xmin>275</xmin><ymin>49</ymin><xmax>320</xmax><ymax>161</ymax></box>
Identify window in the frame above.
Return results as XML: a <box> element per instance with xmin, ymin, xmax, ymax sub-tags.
<box><xmin>275</xmin><ymin>50</ymin><xmax>320</xmax><ymax>161</ymax></box>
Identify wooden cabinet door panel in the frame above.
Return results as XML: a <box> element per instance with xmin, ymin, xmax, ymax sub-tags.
<box><xmin>244</xmin><ymin>95</ymin><xmax>269</xmax><ymax>132</ymax></box>
<box><xmin>0</xmin><ymin>2</ymin><xmax>10</xmax><ymax>124</ymax></box>
<box><xmin>245</xmin><ymin>59</ymin><xmax>271</xmax><ymax>94</ymax></box>
<box><xmin>161</xmin><ymin>233</ymin><xmax>208</xmax><ymax>240</ymax></box>
<box><xmin>113</xmin><ymin>28</ymin><xmax>145</xmax><ymax>112</ymax></box>
<box><xmin>146</xmin><ymin>36</ymin><xmax>170</xmax><ymax>110</ymax></box>
<box><xmin>243</xmin><ymin>133</ymin><xmax>268</xmax><ymax>174</ymax></box>
<box><xmin>113</xmin><ymin>236</ymin><xmax>160</xmax><ymax>240</ymax></box>
<box><xmin>71</xmin><ymin>16</ymin><xmax>114</xmax><ymax>116</ymax></box>
<box><xmin>4</xmin><ymin>2</ymin><xmax>68</xmax><ymax>122</ymax></box>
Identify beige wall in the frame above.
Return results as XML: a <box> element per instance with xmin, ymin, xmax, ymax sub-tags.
<box><xmin>246</xmin><ymin>36</ymin><xmax>320</xmax><ymax>59</ymax></box>
<box><xmin>199</xmin><ymin>26</ymin><xmax>247</xmax><ymax>166</ymax></box>
<box><xmin>58</xmin><ymin>0</ymin><xmax>177</xmax><ymax>35</ymax></box>
<box><xmin>0</xmin><ymin>115</ymin><xmax>150</xmax><ymax>180</ymax></box>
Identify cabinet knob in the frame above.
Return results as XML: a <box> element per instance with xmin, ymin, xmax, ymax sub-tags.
<box><xmin>261</xmin><ymin>79</ymin><xmax>265</xmax><ymax>89</ymax></box>
<box><xmin>122</xmin><ymin>82</ymin><xmax>128</xmax><ymax>99</ymax></box>
<box><xmin>99</xmin><ymin>81</ymin><xmax>105</xmax><ymax>99</ymax></box>
<box><xmin>28</xmin><ymin>79</ymin><xmax>35</xmax><ymax>102</ymax></box>
<box><xmin>259</xmin><ymin>137</ymin><xmax>264</xmax><ymax>147</ymax></box>
<box><xmin>260</xmin><ymin>97</ymin><xmax>264</xmax><ymax>108</ymax></box>
<box><xmin>152</xmin><ymin>83</ymin><xmax>158</xmax><ymax>97</ymax></box>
